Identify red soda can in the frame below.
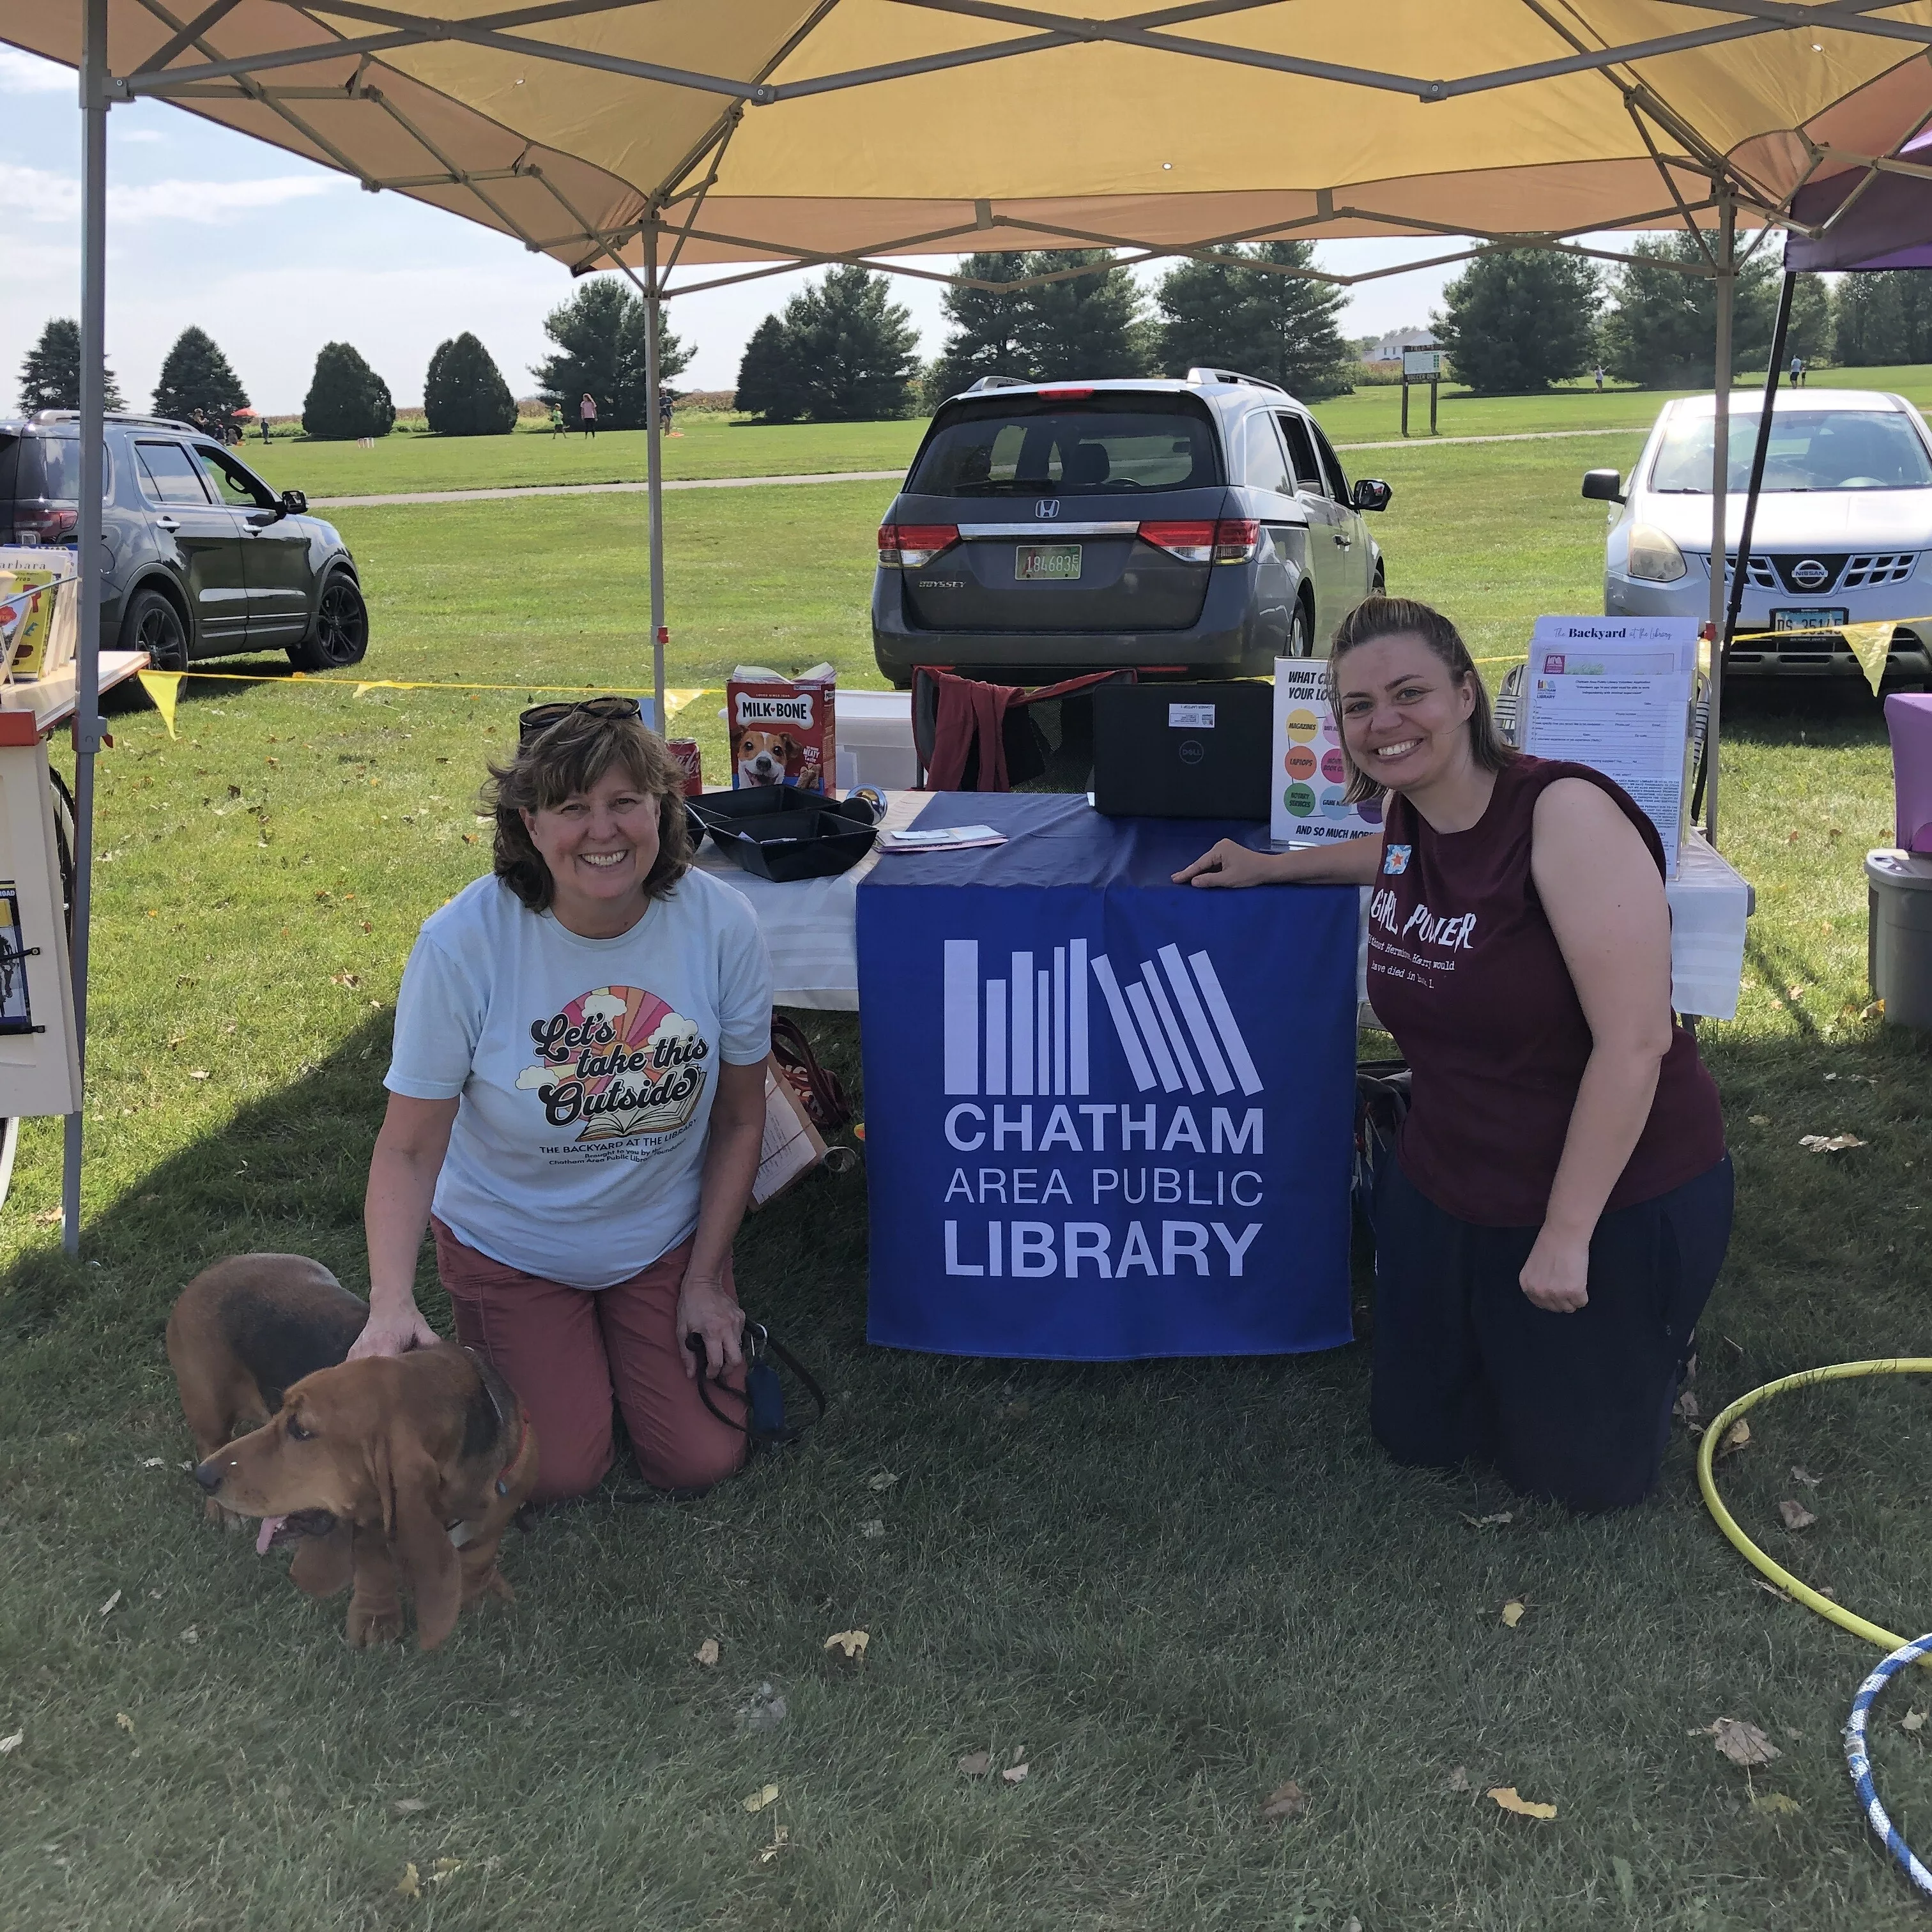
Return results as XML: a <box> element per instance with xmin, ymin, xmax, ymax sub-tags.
<box><xmin>667</xmin><ymin>738</ymin><xmax>703</xmax><ymax>797</ymax></box>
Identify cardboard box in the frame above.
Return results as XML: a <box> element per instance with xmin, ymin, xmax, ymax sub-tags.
<box><xmin>727</xmin><ymin>663</ymin><xmax>836</xmax><ymax>795</ymax></box>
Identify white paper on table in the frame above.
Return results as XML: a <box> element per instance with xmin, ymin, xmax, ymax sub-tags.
<box><xmin>1517</xmin><ymin>617</ymin><xmax>1698</xmax><ymax>877</ymax></box>
<box><xmin>1270</xmin><ymin>660</ymin><xmax>1386</xmax><ymax>846</ymax></box>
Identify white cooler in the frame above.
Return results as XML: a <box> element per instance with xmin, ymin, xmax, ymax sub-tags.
<box><xmin>836</xmin><ymin>688</ymin><xmax>917</xmax><ymax>792</ymax></box>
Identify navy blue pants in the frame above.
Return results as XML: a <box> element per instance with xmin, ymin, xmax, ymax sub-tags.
<box><xmin>1368</xmin><ymin>1153</ymin><xmax>1734</xmax><ymax>1513</ymax></box>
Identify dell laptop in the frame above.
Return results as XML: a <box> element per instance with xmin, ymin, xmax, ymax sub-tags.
<box><xmin>1092</xmin><ymin>680</ymin><xmax>1273</xmax><ymax>820</ymax></box>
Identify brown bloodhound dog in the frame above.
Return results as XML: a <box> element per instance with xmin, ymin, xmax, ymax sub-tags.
<box><xmin>167</xmin><ymin>1253</ymin><xmax>539</xmax><ymax>1650</ymax></box>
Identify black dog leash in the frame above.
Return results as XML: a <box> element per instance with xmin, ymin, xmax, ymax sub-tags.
<box><xmin>687</xmin><ymin>1321</ymin><xmax>825</xmax><ymax>1450</ymax></box>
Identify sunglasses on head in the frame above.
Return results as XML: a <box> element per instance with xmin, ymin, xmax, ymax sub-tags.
<box><xmin>516</xmin><ymin>695</ymin><xmax>647</xmax><ymax>744</ymax></box>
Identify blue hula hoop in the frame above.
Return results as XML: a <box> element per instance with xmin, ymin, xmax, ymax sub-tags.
<box><xmin>1844</xmin><ymin>1629</ymin><xmax>1932</xmax><ymax>1897</ymax></box>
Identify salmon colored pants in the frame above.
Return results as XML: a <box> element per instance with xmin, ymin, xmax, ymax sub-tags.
<box><xmin>433</xmin><ymin>1218</ymin><xmax>747</xmax><ymax>1504</ymax></box>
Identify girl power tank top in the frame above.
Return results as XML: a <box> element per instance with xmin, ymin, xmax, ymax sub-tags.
<box><xmin>1365</xmin><ymin>755</ymin><xmax>1725</xmax><ymax>1227</ymax></box>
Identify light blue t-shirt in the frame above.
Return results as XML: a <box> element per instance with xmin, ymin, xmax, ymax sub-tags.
<box><xmin>386</xmin><ymin>868</ymin><xmax>773</xmax><ymax>1288</ymax></box>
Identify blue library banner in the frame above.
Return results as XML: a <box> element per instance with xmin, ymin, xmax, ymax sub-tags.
<box><xmin>855</xmin><ymin>795</ymin><xmax>1358</xmax><ymax>1360</ymax></box>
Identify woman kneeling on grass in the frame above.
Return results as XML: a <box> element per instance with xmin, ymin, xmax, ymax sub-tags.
<box><xmin>1177</xmin><ymin>596</ymin><xmax>1731</xmax><ymax>1512</ymax></box>
<box><xmin>349</xmin><ymin>700</ymin><xmax>774</xmax><ymax>1503</ymax></box>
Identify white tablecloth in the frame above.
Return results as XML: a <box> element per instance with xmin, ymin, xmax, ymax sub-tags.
<box><xmin>703</xmin><ymin>797</ymin><xmax>1754</xmax><ymax>1022</ymax></box>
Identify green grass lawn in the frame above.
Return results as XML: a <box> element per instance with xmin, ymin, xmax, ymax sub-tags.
<box><xmin>244</xmin><ymin>364</ymin><xmax>1932</xmax><ymax>504</ymax></box>
<box><xmin>3</xmin><ymin>433</ymin><xmax>1931</xmax><ymax>1929</ymax></box>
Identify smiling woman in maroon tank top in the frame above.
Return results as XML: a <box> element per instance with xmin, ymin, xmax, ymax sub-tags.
<box><xmin>1176</xmin><ymin>596</ymin><xmax>1731</xmax><ymax>1513</ymax></box>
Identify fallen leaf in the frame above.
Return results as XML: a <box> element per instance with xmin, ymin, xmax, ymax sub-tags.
<box><xmin>188</xmin><ymin>1070</ymin><xmax>210</xmax><ymax>1082</ymax></box>
<box><xmin>1699</xmin><ymin>1718</ymin><xmax>1781</xmax><ymax>1767</ymax></box>
<box><xmin>391</xmin><ymin>1798</ymin><xmax>429</xmax><ymax>1814</ymax></box>
<box><xmin>957</xmin><ymin>1751</ymin><xmax>992</xmax><ymax>1777</ymax></box>
<box><xmin>179</xmin><ymin>1626</ymin><xmax>199</xmax><ymax>1645</ymax></box>
<box><xmin>1718</xmin><ymin>1420</ymin><xmax>1752</xmax><ymax>1457</ymax></box>
<box><xmin>1001</xmin><ymin>1763</ymin><xmax>1029</xmax><ymax>1785</ymax></box>
<box><xmin>1777</xmin><ymin>1499</ymin><xmax>1817</xmax><ymax>1531</ymax></box>
<box><xmin>32</xmin><ymin>1208</ymin><xmax>60</xmax><ymax>1225</ymax></box>
<box><xmin>1904</xmin><ymin>1710</ymin><xmax>1928</xmax><ymax>1735</ymax></box>
<box><xmin>395</xmin><ymin>1864</ymin><xmax>422</xmax><ymax>1899</ymax></box>
<box><xmin>1862</xmin><ymin>1000</ymin><xmax>1885</xmax><ymax>1021</ymax></box>
<box><xmin>824</xmin><ymin>1629</ymin><xmax>869</xmax><ymax>1659</ymax></box>
<box><xmin>1673</xmin><ymin>1390</ymin><xmax>1701</xmax><ymax>1424</ymax></box>
<box><xmin>694</xmin><ymin>1638</ymin><xmax>720</xmax><ymax>1667</ymax></box>
<box><xmin>139</xmin><ymin>1457</ymin><xmax>165</xmax><ymax>1469</ymax></box>
<box><xmin>0</xmin><ymin>1730</ymin><xmax>19</xmax><ymax>1756</ymax></box>
<box><xmin>1754</xmin><ymin>1579</ymin><xmax>1794</xmax><ymax>1604</ymax></box>
<box><xmin>1798</xmin><ymin>1133</ymin><xmax>1866</xmax><ymax>1153</ymax></box>
<box><xmin>1791</xmin><ymin>1466</ymin><xmax>1822</xmax><ymax>1489</ymax></box>
<box><xmin>859</xmin><ymin>1519</ymin><xmax>885</xmax><ymax>1539</ymax></box>
<box><xmin>115</xmin><ymin>1713</ymin><xmax>133</xmax><ymax>1734</ymax></box>
<box><xmin>1753</xmin><ymin>1793</ymin><xmax>1802</xmax><ymax>1818</ymax></box>
<box><xmin>429</xmin><ymin>1859</ymin><xmax>463</xmax><ymax>1883</ymax></box>
<box><xmin>743</xmin><ymin>1784</ymin><xmax>779</xmax><ymax>1813</ymax></box>
<box><xmin>1448</xmin><ymin>1765</ymin><xmax>1471</xmax><ymax>1792</ymax></box>
<box><xmin>1501</xmin><ymin>1600</ymin><xmax>1526</xmax><ymax>1629</ymax></box>
<box><xmin>1461</xmin><ymin>1511</ymin><xmax>1514</xmax><ymax>1529</ymax></box>
<box><xmin>744</xmin><ymin>1683</ymin><xmax>787</xmax><ymax>1733</ymax></box>
<box><xmin>1747</xmin><ymin>1114</ymin><xmax>1772</xmax><ymax>1126</ymax></box>
<box><xmin>756</xmin><ymin>1825</ymin><xmax>792</xmax><ymax>1864</ymax></box>
<box><xmin>1011</xmin><ymin>1745</ymin><xmax>1025</xmax><ymax>1765</ymax></box>
<box><xmin>98</xmin><ymin>1590</ymin><xmax>121</xmax><ymax>1618</ymax></box>
<box><xmin>1260</xmin><ymin>1779</ymin><xmax>1307</xmax><ymax>1821</ymax></box>
<box><xmin>866</xmin><ymin>1471</ymin><xmax>898</xmax><ymax>1492</ymax></box>
<box><xmin>1487</xmin><ymin>1786</ymin><xmax>1557</xmax><ymax>1820</ymax></box>
<box><xmin>330</xmin><ymin>973</ymin><xmax>362</xmax><ymax>989</ymax></box>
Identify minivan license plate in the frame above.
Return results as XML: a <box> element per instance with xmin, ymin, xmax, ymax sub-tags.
<box><xmin>1017</xmin><ymin>544</ymin><xmax>1081</xmax><ymax>581</ymax></box>
<box><xmin>1772</xmin><ymin>606</ymin><xmax>1847</xmax><ymax>632</ymax></box>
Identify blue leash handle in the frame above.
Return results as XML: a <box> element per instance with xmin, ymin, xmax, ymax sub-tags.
<box><xmin>1844</xmin><ymin>1630</ymin><xmax>1932</xmax><ymax>1897</ymax></box>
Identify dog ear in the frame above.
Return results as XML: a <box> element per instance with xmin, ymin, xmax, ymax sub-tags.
<box><xmin>368</xmin><ymin>1418</ymin><xmax>463</xmax><ymax>1651</ymax></box>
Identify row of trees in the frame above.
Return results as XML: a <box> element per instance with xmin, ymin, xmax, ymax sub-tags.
<box><xmin>1432</xmin><ymin>238</ymin><xmax>1842</xmax><ymax>392</ymax></box>
<box><xmin>732</xmin><ymin>244</ymin><xmax>1356</xmax><ymax>422</ymax></box>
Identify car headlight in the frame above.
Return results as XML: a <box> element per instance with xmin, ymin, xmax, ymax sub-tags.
<box><xmin>1625</xmin><ymin>524</ymin><xmax>1688</xmax><ymax>583</ymax></box>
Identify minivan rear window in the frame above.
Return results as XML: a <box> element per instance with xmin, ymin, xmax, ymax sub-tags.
<box><xmin>908</xmin><ymin>395</ymin><xmax>1223</xmax><ymax>496</ymax></box>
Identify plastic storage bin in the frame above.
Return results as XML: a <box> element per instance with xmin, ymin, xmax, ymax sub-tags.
<box><xmin>835</xmin><ymin>689</ymin><xmax>917</xmax><ymax>792</ymax></box>
<box><xmin>1885</xmin><ymin>692</ymin><xmax>1932</xmax><ymax>854</ymax></box>
<box><xmin>1867</xmin><ymin>847</ymin><xmax>1932</xmax><ymax>1031</ymax></box>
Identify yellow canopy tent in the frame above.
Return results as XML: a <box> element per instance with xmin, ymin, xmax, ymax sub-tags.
<box><xmin>13</xmin><ymin>0</ymin><xmax>1932</xmax><ymax>1245</ymax></box>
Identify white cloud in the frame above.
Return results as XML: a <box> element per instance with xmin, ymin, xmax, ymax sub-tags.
<box><xmin>0</xmin><ymin>161</ymin><xmax>346</xmax><ymax>225</ymax></box>
<box><xmin>0</xmin><ymin>47</ymin><xmax>73</xmax><ymax>95</ymax></box>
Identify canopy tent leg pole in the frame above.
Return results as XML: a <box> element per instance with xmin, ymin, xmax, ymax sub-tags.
<box><xmin>1698</xmin><ymin>269</ymin><xmax>1794</xmax><ymax>827</ymax></box>
<box><xmin>645</xmin><ymin>219</ymin><xmax>667</xmax><ymax>735</ymax></box>
<box><xmin>62</xmin><ymin>0</ymin><xmax>109</xmax><ymax>1257</ymax></box>
<box><xmin>1703</xmin><ymin>195</ymin><xmax>1735</xmax><ymax>848</ymax></box>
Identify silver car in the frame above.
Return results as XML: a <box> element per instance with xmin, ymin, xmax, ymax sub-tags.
<box><xmin>1585</xmin><ymin>389</ymin><xmax>1932</xmax><ymax>685</ymax></box>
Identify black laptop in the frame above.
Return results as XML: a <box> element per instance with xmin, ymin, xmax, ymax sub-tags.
<box><xmin>1092</xmin><ymin>680</ymin><xmax>1273</xmax><ymax>820</ymax></box>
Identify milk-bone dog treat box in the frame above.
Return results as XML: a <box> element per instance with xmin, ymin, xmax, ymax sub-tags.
<box><xmin>726</xmin><ymin>663</ymin><xmax>837</xmax><ymax>794</ymax></box>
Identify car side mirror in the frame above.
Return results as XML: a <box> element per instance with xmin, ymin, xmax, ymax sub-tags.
<box><xmin>1581</xmin><ymin>469</ymin><xmax>1625</xmax><ymax>504</ymax></box>
<box><xmin>279</xmin><ymin>488</ymin><xmax>307</xmax><ymax>518</ymax></box>
<box><xmin>1351</xmin><ymin>478</ymin><xmax>1392</xmax><ymax>513</ymax></box>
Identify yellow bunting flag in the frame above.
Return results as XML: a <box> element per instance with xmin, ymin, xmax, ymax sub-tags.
<box><xmin>137</xmin><ymin>670</ymin><xmax>183</xmax><ymax>739</ymax></box>
<box><xmin>1841</xmin><ymin>621</ymin><xmax>1895</xmax><ymax>697</ymax></box>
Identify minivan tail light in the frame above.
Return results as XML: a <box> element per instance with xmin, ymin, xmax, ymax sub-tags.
<box><xmin>1038</xmin><ymin>386</ymin><xmax>1094</xmax><ymax>400</ymax></box>
<box><xmin>878</xmin><ymin>522</ymin><xmax>960</xmax><ymax>569</ymax></box>
<box><xmin>1137</xmin><ymin>518</ymin><xmax>1259</xmax><ymax>565</ymax></box>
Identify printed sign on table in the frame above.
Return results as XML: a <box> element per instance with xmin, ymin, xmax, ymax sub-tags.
<box><xmin>1518</xmin><ymin>617</ymin><xmax>1697</xmax><ymax>875</ymax></box>
<box><xmin>1271</xmin><ymin>660</ymin><xmax>1385</xmax><ymax>847</ymax></box>
<box><xmin>857</xmin><ymin>816</ymin><xmax>1358</xmax><ymax>1360</ymax></box>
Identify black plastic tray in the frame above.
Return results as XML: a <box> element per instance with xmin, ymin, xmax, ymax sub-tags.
<box><xmin>693</xmin><ymin>790</ymin><xmax>879</xmax><ymax>882</ymax></box>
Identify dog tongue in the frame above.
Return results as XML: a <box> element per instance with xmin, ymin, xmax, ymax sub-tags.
<box><xmin>255</xmin><ymin>1515</ymin><xmax>287</xmax><ymax>1556</ymax></box>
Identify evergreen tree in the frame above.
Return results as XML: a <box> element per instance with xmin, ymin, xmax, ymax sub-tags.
<box><xmin>152</xmin><ymin>326</ymin><xmax>250</xmax><ymax>424</ymax></box>
<box><xmin>17</xmin><ymin>316</ymin><xmax>123</xmax><ymax>414</ymax></box>
<box><xmin>302</xmin><ymin>341</ymin><xmax>395</xmax><ymax>440</ymax></box>
<box><xmin>1597</xmin><ymin>234</ymin><xmax>1779</xmax><ymax>385</ymax></box>
<box><xmin>1429</xmin><ymin>249</ymin><xmax>1600</xmax><ymax>393</ymax></box>
<box><xmin>734</xmin><ymin>314</ymin><xmax>808</xmax><ymax>423</ymax></box>
<box><xmin>734</xmin><ymin>267</ymin><xmax>920</xmax><ymax>422</ymax></box>
<box><xmin>424</xmin><ymin>332</ymin><xmax>518</xmax><ymax>435</ymax></box>
<box><xmin>1154</xmin><ymin>241</ymin><xmax>1354</xmax><ymax>397</ymax></box>
<box><xmin>1015</xmin><ymin>250</ymin><xmax>1150</xmax><ymax>380</ymax></box>
<box><xmin>532</xmin><ymin>279</ymin><xmax>691</xmax><ymax>428</ymax></box>
<box><xmin>926</xmin><ymin>252</ymin><xmax>1031</xmax><ymax>404</ymax></box>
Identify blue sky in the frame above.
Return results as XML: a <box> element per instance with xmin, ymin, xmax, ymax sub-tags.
<box><xmin>0</xmin><ymin>43</ymin><xmax>1461</xmax><ymax>415</ymax></box>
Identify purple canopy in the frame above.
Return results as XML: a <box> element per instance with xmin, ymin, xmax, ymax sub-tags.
<box><xmin>1786</xmin><ymin>136</ymin><xmax>1932</xmax><ymax>273</ymax></box>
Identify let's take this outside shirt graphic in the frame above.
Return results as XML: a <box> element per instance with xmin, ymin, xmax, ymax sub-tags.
<box><xmin>516</xmin><ymin>983</ymin><xmax>710</xmax><ymax>1148</ymax></box>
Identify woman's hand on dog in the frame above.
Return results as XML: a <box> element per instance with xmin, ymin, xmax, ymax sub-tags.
<box><xmin>676</xmin><ymin>1275</ymin><xmax>745</xmax><ymax>1381</ymax></box>
<box><xmin>348</xmin><ymin>1297</ymin><xmax>441</xmax><ymax>1360</ymax></box>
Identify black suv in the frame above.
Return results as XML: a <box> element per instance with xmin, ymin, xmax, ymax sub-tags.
<box><xmin>872</xmin><ymin>371</ymin><xmax>1390</xmax><ymax>687</ymax></box>
<box><xmin>0</xmin><ymin>413</ymin><xmax>368</xmax><ymax>671</ymax></box>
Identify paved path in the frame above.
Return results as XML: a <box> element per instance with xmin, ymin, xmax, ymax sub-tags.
<box><xmin>309</xmin><ymin>425</ymin><xmax>1644</xmax><ymax>509</ymax></box>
